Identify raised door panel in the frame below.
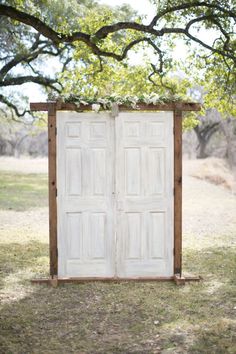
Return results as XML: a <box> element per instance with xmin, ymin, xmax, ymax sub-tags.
<box><xmin>125</xmin><ymin>148</ymin><xmax>141</xmax><ymax>196</ymax></box>
<box><xmin>65</xmin><ymin>148</ymin><xmax>82</xmax><ymax>196</ymax></box>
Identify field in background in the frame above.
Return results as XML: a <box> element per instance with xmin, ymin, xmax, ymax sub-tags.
<box><xmin>0</xmin><ymin>157</ymin><xmax>236</xmax><ymax>353</ymax></box>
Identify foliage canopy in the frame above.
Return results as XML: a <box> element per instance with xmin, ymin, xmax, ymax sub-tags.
<box><xmin>0</xmin><ymin>0</ymin><xmax>235</xmax><ymax>119</ymax></box>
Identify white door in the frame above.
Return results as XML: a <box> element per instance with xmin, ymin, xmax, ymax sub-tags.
<box><xmin>116</xmin><ymin>112</ymin><xmax>174</xmax><ymax>277</ymax></box>
<box><xmin>57</xmin><ymin>112</ymin><xmax>115</xmax><ymax>277</ymax></box>
<box><xmin>57</xmin><ymin>111</ymin><xmax>173</xmax><ymax>278</ymax></box>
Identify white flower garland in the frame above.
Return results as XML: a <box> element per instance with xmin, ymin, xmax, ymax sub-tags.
<box><xmin>48</xmin><ymin>93</ymin><xmax>186</xmax><ymax>112</ymax></box>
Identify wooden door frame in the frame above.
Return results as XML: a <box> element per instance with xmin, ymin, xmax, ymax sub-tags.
<box><xmin>30</xmin><ymin>101</ymin><xmax>200</xmax><ymax>282</ymax></box>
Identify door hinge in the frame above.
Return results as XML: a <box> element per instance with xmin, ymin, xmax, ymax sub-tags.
<box><xmin>55</xmin><ymin>188</ymin><xmax>57</xmax><ymax>197</ymax></box>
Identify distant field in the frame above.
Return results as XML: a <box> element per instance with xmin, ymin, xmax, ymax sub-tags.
<box><xmin>0</xmin><ymin>172</ymin><xmax>48</xmax><ymax>211</ymax></box>
<box><xmin>0</xmin><ymin>156</ymin><xmax>48</xmax><ymax>211</ymax></box>
<box><xmin>0</xmin><ymin>157</ymin><xmax>236</xmax><ymax>354</ymax></box>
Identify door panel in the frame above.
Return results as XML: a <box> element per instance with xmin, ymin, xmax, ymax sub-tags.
<box><xmin>65</xmin><ymin>148</ymin><xmax>82</xmax><ymax>196</ymax></box>
<box><xmin>125</xmin><ymin>148</ymin><xmax>141</xmax><ymax>195</ymax></box>
<box><xmin>116</xmin><ymin>112</ymin><xmax>174</xmax><ymax>277</ymax></box>
<box><xmin>57</xmin><ymin>112</ymin><xmax>115</xmax><ymax>277</ymax></box>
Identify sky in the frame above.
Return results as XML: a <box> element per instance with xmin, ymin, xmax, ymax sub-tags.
<box><xmin>98</xmin><ymin>0</ymin><xmax>156</xmax><ymax>23</ymax></box>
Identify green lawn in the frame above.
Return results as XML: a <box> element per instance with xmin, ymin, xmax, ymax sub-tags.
<box><xmin>0</xmin><ymin>170</ymin><xmax>236</xmax><ymax>353</ymax></box>
<box><xmin>0</xmin><ymin>172</ymin><xmax>48</xmax><ymax>211</ymax></box>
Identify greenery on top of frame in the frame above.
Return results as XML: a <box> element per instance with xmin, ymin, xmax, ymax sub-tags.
<box><xmin>48</xmin><ymin>92</ymin><xmax>187</xmax><ymax>112</ymax></box>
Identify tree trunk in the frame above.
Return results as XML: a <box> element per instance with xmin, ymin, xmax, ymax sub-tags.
<box><xmin>197</xmin><ymin>138</ymin><xmax>208</xmax><ymax>159</ymax></box>
<box><xmin>221</xmin><ymin>117</ymin><xmax>236</xmax><ymax>168</ymax></box>
<box><xmin>194</xmin><ymin>122</ymin><xmax>220</xmax><ymax>159</ymax></box>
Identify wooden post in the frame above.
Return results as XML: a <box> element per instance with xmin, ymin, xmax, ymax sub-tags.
<box><xmin>174</xmin><ymin>110</ymin><xmax>182</xmax><ymax>276</ymax></box>
<box><xmin>48</xmin><ymin>103</ymin><xmax>58</xmax><ymax>277</ymax></box>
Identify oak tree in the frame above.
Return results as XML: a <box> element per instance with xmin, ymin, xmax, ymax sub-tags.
<box><xmin>0</xmin><ymin>0</ymin><xmax>235</xmax><ymax>117</ymax></box>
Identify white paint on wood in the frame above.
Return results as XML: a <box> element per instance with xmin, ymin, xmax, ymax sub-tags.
<box><xmin>125</xmin><ymin>213</ymin><xmax>142</xmax><ymax>259</ymax></box>
<box><xmin>125</xmin><ymin>148</ymin><xmax>141</xmax><ymax>195</ymax></box>
<box><xmin>89</xmin><ymin>213</ymin><xmax>106</xmax><ymax>259</ymax></box>
<box><xmin>66</xmin><ymin>148</ymin><xmax>82</xmax><ymax>196</ymax></box>
<box><xmin>57</xmin><ymin>112</ymin><xmax>115</xmax><ymax>277</ymax></box>
<box><xmin>149</xmin><ymin>212</ymin><xmax>165</xmax><ymax>259</ymax></box>
<box><xmin>67</xmin><ymin>213</ymin><xmax>82</xmax><ymax>259</ymax></box>
<box><xmin>116</xmin><ymin>112</ymin><xmax>173</xmax><ymax>277</ymax></box>
<box><xmin>57</xmin><ymin>111</ymin><xmax>174</xmax><ymax>278</ymax></box>
<box><xmin>92</xmin><ymin>148</ymin><xmax>106</xmax><ymax>195</ymax></box>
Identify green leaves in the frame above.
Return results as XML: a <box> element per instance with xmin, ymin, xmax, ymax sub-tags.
<box><xmin>1</xmin><ymin>0</ymin><xmax>235</xmax><ymax>123</ymax></box>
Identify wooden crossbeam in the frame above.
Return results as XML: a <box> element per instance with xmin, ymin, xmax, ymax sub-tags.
<box><xmin>30</xmin><ymin>102</ymin><xmax>201</xmax><ymax>112</ymax></box>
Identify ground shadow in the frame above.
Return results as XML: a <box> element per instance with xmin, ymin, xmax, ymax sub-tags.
<box><xmin>0</xmin><ymin>246</ymin><xmax>235</xmax><ymax>353</ymax></box>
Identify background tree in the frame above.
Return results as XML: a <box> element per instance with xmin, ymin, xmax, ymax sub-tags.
<box><xmin>0</xmin><ymin>0</ymin><xmax>235</xmax><ymax>117</ymax></box>
<box><xmin>194</xmin><ymin>109</ymin><xmax>221</xmax><ymax>159</ymax></box>
<box><xmin>220</xmin><ymin>116</ymin><xmax>236</xmax><ymax>168</ymax></box>
<box><xmin>0</xmin><ymin>0</ymin><xmax>139</xmax><ymax>117</ymax></box>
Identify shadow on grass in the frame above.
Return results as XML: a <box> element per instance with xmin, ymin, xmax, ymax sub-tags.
<box><xmin>0</xmin><ymin>245</ymin><xmax>235</xmax><ymax>353</ymax></box>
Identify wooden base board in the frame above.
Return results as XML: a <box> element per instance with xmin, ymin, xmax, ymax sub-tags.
<box><xmin>173</xmin><ymin>274</ymin><xmax>202</xmax><ymax>285</ymax></box>
<box><xmin>31</xmin><ymin>275</ymin><xmax>201</xmax><ymax>287</ymax></box>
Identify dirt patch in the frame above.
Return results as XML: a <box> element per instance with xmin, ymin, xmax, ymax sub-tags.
<box><xmin>0</xmin><ymin>208</ymin><xmax>48</xmax><ymax>244</ymax></box>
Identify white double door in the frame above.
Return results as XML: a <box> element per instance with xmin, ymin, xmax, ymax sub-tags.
<box><xmin>57</xmin><ymin>111</ymin><xmax>174</xmax><ymax>278</ymax></box>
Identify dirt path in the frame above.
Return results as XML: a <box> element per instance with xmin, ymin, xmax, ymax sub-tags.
<box><xmin>0</xmin><ymin>157</ymin><xmax>48</xmax><ymax>174</ymax></box>
<box><xmin>0</xmin><ymin>208</ymin><xmax>48</xmax><ymax>244</ymax></box>
<box><xmin>183</xmin><ymin>172</ymin><xmax>236</xmax><ymax>236</ymax></box>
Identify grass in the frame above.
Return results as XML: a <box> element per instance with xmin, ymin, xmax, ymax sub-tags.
<box><xmin>0</xmin><ymin>171</ymin><xmax>48</xmax><ymax>211</ymax></box>
<box><xmin>0</xmin><ymin>169</ymin><xmax>236</xmax><ymax>353</ymax></box>
<box><xmin>0</xmin><ymin>246</ymin><xmax>235</xmax><ymax>353</ymax></box>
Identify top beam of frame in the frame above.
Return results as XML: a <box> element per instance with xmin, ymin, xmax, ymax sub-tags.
<box><xmin>30</xmin><ymin>102</ymin><xmax>201</xmax><ymax>112</ymax></box>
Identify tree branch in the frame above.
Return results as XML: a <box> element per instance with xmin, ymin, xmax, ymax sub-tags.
<box><xmin>0</xmin><ymin>41</ymin><xmax>66</xmax><ymax>79</ymax></box>
<box><xmin>1</xmin><ymin>75</ymin><xmax>61</xmax><ymax>92</ymax></box>
<box><xmin>148</xmin><ymin>65</ymin><xmax>175</xmax><ymax>94</ymax></box>
<box><xmin>1</xmin><ymin>3</ymin><xmax>235</xmax><ymax>65</ymax></box>
<box><xmin>149</xmin><ymin>1</ymin><xmax>236</xmax><ymax>28</ymax></box>
<box><xmin>0</xmin><ymin>94</ymin><xmax>29</xmax><ymax>117</ymax></box>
